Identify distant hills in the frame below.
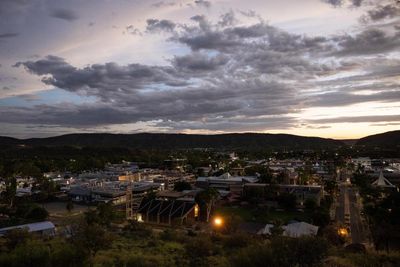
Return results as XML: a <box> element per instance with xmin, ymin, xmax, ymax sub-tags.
<box><xmin>356</xmin><ymin>130</ymin><xmax>400</xmax><ymax>148</ymax></box>
<box><xmin>0</xmin><ymin>130</ymin><xmax>398</xmax><ymax>150</ymax></box>
<box><xmin>0</xmin><ymin>133</ymin><xmax>344</xmax><ymax>150</ymax></box>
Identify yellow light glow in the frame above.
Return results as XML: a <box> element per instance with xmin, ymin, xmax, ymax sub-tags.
<box><xmin>213</xmin><ymin>217</ymin><xmax>223</xmax><ymax>227</ymax></box>
<box><xmin>338</xmin><ymin>227</ymin><xmax>348</xmax><ymax>237</ymax></box>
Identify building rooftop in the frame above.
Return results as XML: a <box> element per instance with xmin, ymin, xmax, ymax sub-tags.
<box><xmin>0</xmin><ymin>221</ymin><xmax>55</xmax><ymax>236</ymax></box>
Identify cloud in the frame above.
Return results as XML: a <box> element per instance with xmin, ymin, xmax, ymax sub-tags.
<box><xmin>146</xmin><ymin>19</ymin><xmax>176</xmax><ymax>32</ymax></box>
<box><xmin>335</xmin><ymin>28</ymin><xmax>400</xmax><ymax>55</ymax></box>
<box><xmin>321</xmin><ymin>0</ymin><xmax>343</xmax><ymax>7</ymax></box>
<box><xmin>15</xmin><ymin>55</ymin><xmax>188</xmax><ymax>101</ymax></box>
<box><xmin>310</xmin><ymin>114</ymin><xmax>400</xmax><ymax>124</ymax></box>
<box><xmin>0</xmin><ymin>0</ymin><xmax>32</xmax><ymax>17</ymax></box>
<box><xmin>126</xmin><ymin>25</ymin><xmax>141</xmax><ymax>35</ymax></box>
<box><xmin>239</xmin><ymin>10</ymin><xmax>257</xmax><ymax>18</ymax></box>
<box><xmin>49</xmin><ymin>8</ymin><xmax>79</xmax><ymax>22</ymax></box>
<box><xmin>152</xmin><ymin>1</ymin><xmax>176</xmax><ymax>8</ymax></box>
<box><xmin>350</xmin><ymin>0</ymin><xmax>364</xmax><ymax>7</ymax></box>
<box><xmin>8</xmin><ymin>12</ymin><xmax>400</xmax><ymax>133</ymax></box>
<box><xmin>172</xmin><ymin>52</ymin><xmax>229</xmax><ymax>72</ymax></box>
<box><xmin>218</xmin><ymin>10</ymin><xmax>237</xmax><ymax>27</ymax></box>
<box><xmin>194</xmin><ymin>0</ymin><xmax>211</xmax><ymax>8</ymax></box>
<box><xmin>365</xmin><ymin>4</ymin><xmax>400</xmax><ymax>22</ymax></box>
<box><xmin>0</xmin><ymin>33</ymin><xmax>19</xmax><ymax>38</ymax></box>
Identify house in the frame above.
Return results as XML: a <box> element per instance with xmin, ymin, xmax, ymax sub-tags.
<box><xmin>283</xmin><ymin>221</ymin><xmax>319</xmax><ymax>237</ymax></box>
<box><xmin>238</xmin><ymin>221</ymin><xmax>318</xmax><ymax>237</ymax></box>
<box><xmin>68</xmin><ymin>186</ymin><xmax>92</xmax><ymax>202</ymax></box>
<box><xmin>0</xmin><ymin>221</ymin><xmax>56</xmax><ymax>237</ymax></box>
<box><xmin>196</xmin><ymin>173</ymin><xmax>259</xmax><ymax>195</ymax></box>
<box><xmin>137</xmin><ymin>198</ymin><xmax>198</xmax><ymax>226</ymax></box>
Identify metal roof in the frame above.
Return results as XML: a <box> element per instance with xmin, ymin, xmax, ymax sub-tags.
<box><xmin>0</xmin><ymin>221</ymin><xmax>55</xmax><ymax>236</ymax></box>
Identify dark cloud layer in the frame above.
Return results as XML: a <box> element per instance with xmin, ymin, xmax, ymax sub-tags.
<box><xmin>194</xmin><ymin>0</ymin><xmax>211</xmax><ymax>8</ymax></box>
<box><xmin>367</xmin><ymin>4</ymin><xmax>400</xmax><ymax>21</ymax></box>
<box><xmin>6</xmin><ymin>8</ymin><xmax>400</xmax><ymax>132</ymax></box>
<box><xmin>50</xmin><ymin>8</ymin><xmax>79</xmax><ymax>21</ymax></box>
<box><xmin>335</xmin><ymin>28</ymin><xmax>400</xmax><ymax>55</ymax></box>
<box><xmin>146</xmin><ymin>19</ymin><xmax>176</xmax><ymax>32</ymax></box>
<box><xmin>0</xmin><ymin>33</ymin><xmax>19</xmax><ymax>38</ymax></box>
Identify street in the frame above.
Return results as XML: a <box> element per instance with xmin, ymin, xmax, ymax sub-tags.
<box><xmin>348</xmin><ymin>187</ymin><xmax>366</xmax><ymax>244</ymax></box>
<box><xmin>335</xmin><ymin>170</ymin><xmax>367</xmax><ymax>244</ymax></box>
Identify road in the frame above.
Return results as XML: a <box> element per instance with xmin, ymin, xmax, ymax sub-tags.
<box><xmin>335</xmin><ymin>184</ymin><xmax>345</xmax><ymax>224</ymax></box>
<box><xmin>348</xmin><ymin>187</ymin><xmax>366</xmax><ymax>244</ymax></box>
<box><xmin>335</xmin><ymin>170</ymin><xmax>367</xmax><ymax>244</ymax></box>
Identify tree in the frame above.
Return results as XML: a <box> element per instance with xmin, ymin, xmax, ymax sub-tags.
<box><xmin>324</xmin><ymin>180</ymin><xmax>338</xmax><ymax>196</ymax></box>
<box><xmin>97</xmin><ymin>202</ymin><xmax>116</xmax><ymax>227</ymax></box>
<box><xmin>66</xmin><ymin>199</ymin><xmax>74</xmax><ymax>213</ymax></box>
<box><xmin>174</xmin><ymin>181</ymin><xmax>192</xmax><ymax>192</ymax></box>
<box><xmin>4</xmin><ymin>228</ymin><xmax>32</xmax><ymax>250</ymax></box>
<box><xmin>15</xmin><ymin>203</ymin><xmax>49</xmax><ymax>221</ymax></box>
<box><xmin>311</xmin><ymin>208</ymin><xmax>330</xmax><ymax>228</ymax></box>
<box><xmin>304</xmin><ymin>198</ymin><xmax>317</xmax><ymax>212</ymax></box>
<box><xmin>195</xmin><ymin>188</ymin><xmax>219</xmax><ymax>222</ymax></box>
<box><xmin>3</xmin><ymin>177</ymin><xmax>16</xmax><ymax>207</ymax></box>
<box><xmin>72</xmin><ymin>222</ymin><xmax>113</xmax><ymax>267</ymax></box>
<box><xmin>0</xmin><ymin>239</ymin><xmax>51</xmax><ymax>267</ymax></box>
<box><xmin>277</xmin><ymin>193</ymin><xmax>297</xmax><ymax>211</ymax></box>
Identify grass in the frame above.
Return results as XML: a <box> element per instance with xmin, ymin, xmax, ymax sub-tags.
<box><xmin>215</xmin><ymin>206</ymin><xmax>311</xmax><ymax>224</ymax></box>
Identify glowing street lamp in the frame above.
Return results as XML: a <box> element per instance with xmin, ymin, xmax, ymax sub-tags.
<box><xmin>213</xmin><ymin>216</ymin><xmax>223</xmax><ymax>228</ymax></box>
<box><xmin>338</xmin><ymin>227</ymin><xmax>348</xmax><ymax>237</ymax></box>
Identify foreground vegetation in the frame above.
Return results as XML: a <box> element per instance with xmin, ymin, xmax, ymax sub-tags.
<box><xmin>1</xmin><ymin>218</ymin><xmax>400</xmax><ymax>267</ymax></box>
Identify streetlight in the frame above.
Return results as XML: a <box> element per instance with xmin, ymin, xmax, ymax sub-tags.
<box><xmin>338</xmin><ymin>227</ymin><xmax>348</xmax><ymax>237</ymax></box>
<box><xmin>213</xmin><ymin>216</ymin><xmax>223</xmax><ymax>228</ymax></box>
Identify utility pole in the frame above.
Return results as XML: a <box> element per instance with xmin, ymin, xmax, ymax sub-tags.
<box><xmin>126</xmin><ymin>182</ymin><xmax>133</xmax><ymax>220</ymax></box>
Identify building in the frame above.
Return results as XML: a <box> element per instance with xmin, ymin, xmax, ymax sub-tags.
<box><xmin>283</xmin><ymin>221</ymin><xmax>319</xmax><ymax>237</ymax></box>
<box><xmin>118</xmin><ymin>172</ymin><xmax>141</xmax><ymax>182</ymax></box>
<box><xmin>0</xmin><ymin>221</ymin><xmax>56</xmax><ymax>237</ymax></box>
<box><xmin>152</xmin><ymin>172</ymin><xmax>195</xmax><ymax>191</ymax></box>
<box><xmin>137</xmin><ymin>198</ymin><xmax>198</xmax><ymax>226</ymax></box>
<box><xmin>69</xmin><ymin>181</ymin><xmax>163</xmax><ymax>205</ymax></box>
<box><xmin>196</xmin><ymin>173</ymin><xmax>259</xmax><ymax>195</ymax></box>
<box><xmin>372</xmin><ymin>170</ymin><xmax>396</xmax><ymax>189</ymax></box>
<box><xmin>164</xmin><ymin>158</ymin><xmax>186</xmax><ymax>172</ymax></box>
<box><xmin>352</xmin><ymin>157</ymin><xmax>371</xmax><ymax>169</ymax></box>
<box><xmin>238</xmin><ymin>221</ymin><xmax>318</xmax><ymax>237</ymax></box>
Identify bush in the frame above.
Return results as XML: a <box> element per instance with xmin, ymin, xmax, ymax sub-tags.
<box><xmin>223</xmin><ymin>233</ymin><xmax>252</xmax><ymax>249</ymax></box>
<box><xmin>231</xmin><ymin>236</ymin><xmax>329</xmax><ymax>267</ymax></box>
<box><xmin>186</xmin><ymin>236</ymin><xmax>214</xmax><ymax>258</ymax></box>
<box><xmin>125</xmin><ymin>254</ymin><xmax>165</xmax><ymax>267</ymax></box>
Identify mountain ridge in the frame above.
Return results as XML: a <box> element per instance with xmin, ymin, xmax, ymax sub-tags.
<box><xmin>0</xmin><ymin>132</ymin><xmax>343</xmax><ymax>150</ymax></box>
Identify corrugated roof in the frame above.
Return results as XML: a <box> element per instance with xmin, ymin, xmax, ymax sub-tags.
<box><xmin>0</xmin><ymin>221</ymin><xmax>55</xmax><ymax>236</ymax></box>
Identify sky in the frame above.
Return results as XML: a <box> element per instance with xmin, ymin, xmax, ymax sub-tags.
<box><xmin>0</xmin><ymin>0</ymin><xmax>399</xmax><ymax>139</ymax></box>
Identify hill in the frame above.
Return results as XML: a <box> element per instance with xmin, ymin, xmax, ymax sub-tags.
<box><xmin>356</xmin><ymin>130</ymin><xmax>400</xmax><ymax>148</ymax></box>
<box><xmin>0</xmin><ymin>133</ymin><xmax>344</xmax><ymax>150</ymax></box>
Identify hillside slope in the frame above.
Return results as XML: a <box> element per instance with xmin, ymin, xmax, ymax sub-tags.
<box><xmin>356</xmin><ymin>130</ymin><xmax>400</xmax><ymax>148</ymax></box>
<box><xmin>0</xmin><ymin>133</ymin><xmax>344</xmax><ymax>150</ymax></box>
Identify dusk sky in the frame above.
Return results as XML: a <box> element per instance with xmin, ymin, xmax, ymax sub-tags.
<box><xmin>0</xmin><ymin>0</ymin><xmax>399</xmax><ymax>139</ymax></box>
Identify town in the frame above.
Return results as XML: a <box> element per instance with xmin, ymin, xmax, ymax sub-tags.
<box><xmin>0</xmin><ymin>132</ymin><xmax>399</xmax><ymax>266</ymax></box>
<box><xmin>1</xmin><ymin>0</ymin><xmax>400</xmax><ymax>266</ymax></box>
